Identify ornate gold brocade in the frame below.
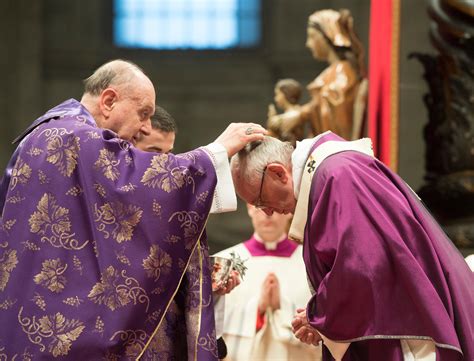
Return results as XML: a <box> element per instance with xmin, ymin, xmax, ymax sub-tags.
<box><xmin>31</xmin><ymin>293</ymin><xmax>47</xmax><ymax>311</ymax></box>
<box><xmin>33</xmin><ymin>258</ymin><xmax>68</xmax><ymax>293</ymax></box>
<box><xmin>65</xmin><ymin>186</ymin><xmax>83</xmax><ymax>197</ymax></box>
<box><xmin>0</xmin><ymin>297</ymin><xmax>17</xmax><ymax>310</ymax></box>
<box><xmin>109</xmin><ymin>329</ymin><xmax>148</xmax><ymax>359</ymax></box>
<box><xmin>17</xmin><ymin>307</ymin><xmax>85</xmax><ymax>357</ymax></box>
<box><xmin>41</xmin><ymin>128</ymin><xmax>81</xmax><ymax>177</ymax></box>
<box><xmin>141</xmin><ymin>154</ymin><xmax>195</xmax><ymax>193</ymax></box>
<box><xmin>142</xmin><ymin>245</ymin><xmax>172</xmax><ymax>282</ymax></box>
<box><xmin>10</xmin><ymin>158</ymin><xmax>32</xmax><ymax>190</ymax></box>
<box><xmin>28</xmin><ymin>193</ymin><xmax>89</xmax><ymax>250</ymax></box>
<box><xmin>0</xmin><ymin>247</ymin><xmax>18</xmax><ymax>291</ymax></box>
<box><xmin>88</xmin><ymin>266</ymin><xmax>150</xmax><ymax>312</ymax></box>
<box><xmin>169</xmin><ymin>211</ymin><xmax>206</xmax><ymax>250</ymax></box>
<box><xmin>27</xmin><ymin>146</ymin><xmax>44</xmax><ymax>156</ymax></box>
<box><xmin>38</xmin><ymin>170</ymin><xmax>50</xmax><ymax>184</ymax></box>
<box><xmin>94</xmin><ymin>202</ymin><xmax>143</xmax><ymax>243</ymax></box>
<box><xmin>95</xmin><ymin>149</ymin><xmax>121</xmax><ymax>181</ymax></box>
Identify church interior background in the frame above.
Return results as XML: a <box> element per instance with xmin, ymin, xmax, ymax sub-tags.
<box><xmin>1</xmin><ymin>0</ymin><xmax>472</xmax><ymax>255</ymax></box>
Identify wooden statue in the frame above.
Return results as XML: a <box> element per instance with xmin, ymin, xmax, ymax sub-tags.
<box><xmin>411</xmin><ymin>0</ymin><xmax>474</xmax><ymax>249</ymax></box>
<box><xmin>301</xmin><ymin>9</ymin><xmax>367</xmax><ymax>140</ymax></box>
<box><xmin>266</xmin><ymin>78</ymin><xmax>305</xmax><ymax>145</ymax></box>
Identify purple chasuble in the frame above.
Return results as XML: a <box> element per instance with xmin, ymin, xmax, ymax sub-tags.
<box><xmin>0</xmin><ymin>99</ymin><xmax>219</xmax><ymax>360</ymax></box>
<box><xmin>303</xmin><ymin>133</ymin><xmax>474</xmax><ymax>361</ymax></box>
<box><xmin>244</xmin><ymin>235</ymin><xmax>298</xmax><ymax>257</ymax></box>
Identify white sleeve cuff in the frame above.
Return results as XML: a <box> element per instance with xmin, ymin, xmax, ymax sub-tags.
<box><xmin>202</xmin><ymin>143</ymin><xmax>237</xmax><ymax>214</ymax></box>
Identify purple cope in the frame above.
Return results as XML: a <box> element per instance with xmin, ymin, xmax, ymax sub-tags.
<box><xmin>0</xmin><ymin>99</ymin><xmax>219</xmax><ymax>360</ymax></box>
<box><xmin>303</xmin><ymin>133</ymin><xmax>474</xmax><ymax>360</ymax></box>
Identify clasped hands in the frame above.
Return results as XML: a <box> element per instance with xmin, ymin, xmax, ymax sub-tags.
<box><xmin>258</xmin><ymin>272</ymin><xmax>281</xmax><ymax>314</ymax></box>
<box><xmin>291</xmin><ymin>308</ymin><xmax>322</xmax><ymax>346</ymax></box>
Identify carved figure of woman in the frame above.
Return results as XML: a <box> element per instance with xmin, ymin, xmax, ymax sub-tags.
<box><xmin>302</xmin><ymin>9</ymin><xmax>367</xmax><ymax>140</ymax></box>
<box><xmin>266</xmin><ymin>78</ymin><xmax>305</xmax><ymax>145</ymax></box>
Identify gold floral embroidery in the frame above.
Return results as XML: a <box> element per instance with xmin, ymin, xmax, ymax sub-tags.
<box><xmin>142</xmin><ymin>245</ymin><xmax>172</xmax><ymax>282</ymax></box>
<box><xmin>27</xmin><ymin>146</ymin><xmax>44</xmax><ymax>156</ymax></box>
<box><xmin>72</xmin><ymin>255</ymin><xmax>83</xmax><ymax>275</ymax></box>
<box><xmin>62</xmin><ymin>296</ymin><xmax>83</xmax><ymax>307</ymax></box>
<box><xmin>34</xmin><ymin>258</ymin><xmax>68</xmax><ymax>293</ymax></box>
<box><xmin>88</xmin><ymin>266</ymin><xmax>150</xmax><ymax>312</ymax></box>
<box><xmin>94</xmin><ymin>183</ymin><xmax>107</xmax><ymax>198</ymax></box>
<box><xmin>152</xmin><ymin>199</ymin><xmax>162</xmax><ymax>217</ymax></box>
<box><xmin>0</xmin><ymin>248</ymin><xmax>18</xmax><ymax>291</ymax></box>
<box><xmin>196</xmin><ymin>191</ymin><xmax>209</xmax><ymax>205</ymax></box>
<box><xmin>28</xmin><ymin>193</ymin><xmax>88</xmax><ymax>250</ymax></box>
<box><xmin>6</xmin><ymin>191</ymin><xmax>25</xmax><ymax>204</ymax></box>
<box><xmin>110</xmin><ymin>329</ymin><xmax>148</xmax><ymax>359</ymax></box>
<box><xmin>118</xmin><ymin>183</ymin><xmax>136</xmax><ymax>192</ymax></box>
<box><xmin>38</xmin><ymin>170</ymin><xmax>50</xmax><ymax>184</ymax></box>
<box><xmin>21</xmin><ymin>240</ymin><xmax>41</xmax><ymax>252</ymax></box>
<box><xmin>41</xmin><ymin>128</ymin><xmax>81</xmax><ymax>177</ymax></box>
<box><xmin>169</xmin><ymin>211</ymin><xmax>205</xmax><ymax>249</ymax></box>
<box><xmin>1</xmin><ymin>218</ymin><xmax>16</xmax><ymax>234</ymax></box>
<box><xmin>125</xmin><ymin>154</ymin><xmax>133</xmax><ymax>165</ymax></box>
<box><xmin>18</xmin><ymin>307</ymin><xmax>85</xmax><ymax>357</ymax></box>
<box><xmin>141</xmin><ymin>154</ymin><xmax>192</xmax><ymax>192</ymax></box>
<box><xmin>93</xmin><ymin>316</ymin><xmax>105</xmax><ymax>336</ymax></box>
<box><xmin>94</xmin><ymin>201</ymin><xmax>143</xmax><ymax>243</ymax></box>
<box><xmin>95</xmin><ymin>149</ymin><xmax>120</xmax><ymax>181</ymax></box>
<box><xmin>0</xmin><ymin>297</ymin><xmax>17</xmax><ymax>310</ymax></box>
<box><xmin>65</xmin><ymin>186</ymin><xmax>83</xmax><ymax>196</ymax></box>
<box><xmin>164</xmin><ymin>234</ymin><xmax>180</xmax><ymax>243</ymax></box>
<box><xmin>10</xmin><ymin>157</ymin><xmax>32</xmax><ymax>190</ymax></box>
<box><xmin>197</xmin><ymin>331</ymin><xmax>218</xmax><ymax>358</ymax></box>
<box><xmin>145</xmin><ymin>310</ymin><xmax>161</xmax><ymax>325</ymax></box>
<box><xmin>115</xmin><ymin>248</ymin><xmax>131</xmax><ymax>266</ymax></box>
<box><xmin>86</xmin><ymin>131</ymin><xmax>101</xmax><ymax>140</ymax></box>
<box><xmin>31</xmin><ymin>292</ymin><xmax>47</xmax><ymax>311</ymax></box>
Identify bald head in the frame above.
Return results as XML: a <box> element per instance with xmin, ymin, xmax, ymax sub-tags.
<box><xmin>83</xmin><ymin>59</ymin><xmax>148</xmax><ymax>97</ymax></box>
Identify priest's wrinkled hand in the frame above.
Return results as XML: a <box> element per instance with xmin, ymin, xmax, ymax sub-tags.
<box><xmin>292</xmin><ymin>308</ymin><xmax>321</xmax><ymax>346</ymax></box>
<box><xmin>258</xmin><ymin>272</ymin><xmax>280</xmax><ymax>313</ymax></box>
<box><xmin>214</xmin><ymin>122</ymin><xmax>267</xmax><ymax>157</ymax></box>
<box><xmin>214</xmin><ymin>270</ymin><xmax>241</xmax><ymax>296</ymax></box>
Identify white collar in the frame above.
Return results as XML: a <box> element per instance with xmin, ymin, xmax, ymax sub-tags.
<box><xmin>291</xmin><ymin>131</ymin><xmax>330</xmax><ymax>199</ymax></box>
<box><xmin>253</xmin><ymin>233</ymin><xmax>287</xmax><ymax>250</ymax></box>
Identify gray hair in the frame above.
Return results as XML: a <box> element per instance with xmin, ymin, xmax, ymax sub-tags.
<box><xmin>231</xmin><ymin>136</ymin><xmax>294</xmax><ymax>187</ymax></box>
<box><xmin>83</xmin><ymin>59</ymin><xmax>146</xmax><ymax>96</ymax></box>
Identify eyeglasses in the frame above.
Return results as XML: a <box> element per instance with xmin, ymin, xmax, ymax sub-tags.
<box><xmin>254</xmin><ymin>166</ymin><xmax>267</xmax><ymax>209</ymax></box>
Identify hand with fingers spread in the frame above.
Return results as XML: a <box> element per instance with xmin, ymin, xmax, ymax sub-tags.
<box><xmin>292</xmin><ymin>308</ymin><xmax>322</xmax><ymax>346</ymax></box>
<box><xmin>214</xmin><ymin>122</ymin><xmax>267</xmax><ymax>157</ymax></box>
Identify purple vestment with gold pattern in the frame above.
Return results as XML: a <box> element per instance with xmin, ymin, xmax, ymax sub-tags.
<box><xmin>0</xmin><ymin>99</ymin><xmax>219</xmax><ymax>360</ymax></box>
<box><xmin>303</xmin><ymin>133</ymin><xmax>474</xmax><ymax>360</ymax></box>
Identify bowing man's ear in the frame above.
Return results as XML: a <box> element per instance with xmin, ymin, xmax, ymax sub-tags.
<box><xmin>266</xmin><ymin>163</ymin><xmax>290</xmax><ymax>184</ymax></box>
<box><xmin>100</xmin><ymin>88</ymin><xmax>118</xmax><ymax>117</ymax></box>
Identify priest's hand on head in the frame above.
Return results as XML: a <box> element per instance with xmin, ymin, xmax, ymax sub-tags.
<box><xmin>258</xmin><ymin>272</ymin><xmax>280</xmax><ymax>313</ymax></box>
<box><xmin>292</xmin><ymin>308</ymin><xmax>322</xmax><ymax>346</ymax></box>
<box><xmin>214</xmin><ymin>122</ymin><xmax>267</xmax><ymax>157</ymax></box>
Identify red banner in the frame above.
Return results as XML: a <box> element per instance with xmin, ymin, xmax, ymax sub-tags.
<box><xmin>367</xmin><ymin>0</ymin><xmax>400</xmax><ymax>171</ymax></box>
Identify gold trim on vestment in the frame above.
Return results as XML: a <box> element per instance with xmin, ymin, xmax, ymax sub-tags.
<box><xmin>136</xmin><ymin>214</ymin><xmax>210</xmax><ymax>360</ymax></box>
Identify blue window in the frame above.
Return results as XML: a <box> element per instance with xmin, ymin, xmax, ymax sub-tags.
<box><xmin>114</xmin><ymin>0</ymin><xmax>261</xmax><ymax>50</ymax></box>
